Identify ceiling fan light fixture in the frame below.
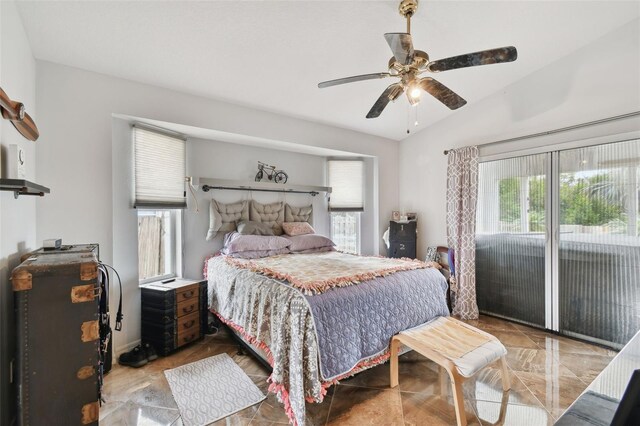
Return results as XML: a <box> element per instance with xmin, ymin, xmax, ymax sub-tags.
<box><xmin>316</xmin><ymin>0</ymin><xmax>517</xmax><ymax>121</ymax></box>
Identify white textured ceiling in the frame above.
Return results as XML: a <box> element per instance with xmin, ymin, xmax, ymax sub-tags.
<box><xmin>16</xmin><ymin>1</ymin><xmax>640</xmax><ymax>141</ymax></box>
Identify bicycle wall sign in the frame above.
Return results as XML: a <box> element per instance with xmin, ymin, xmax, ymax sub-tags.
<box><xmin>255</xmin><ymin>161</ymin><xmax>288</xmax><ymax>184</ymax></box>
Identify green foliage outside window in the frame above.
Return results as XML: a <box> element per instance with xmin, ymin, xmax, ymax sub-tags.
<box><xmin>498</xmin><ymin>172</ymin><xmax>628</xmax><ymax>232</ymax></box>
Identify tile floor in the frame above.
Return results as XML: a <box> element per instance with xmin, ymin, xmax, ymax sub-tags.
<box><xmin>100</xmin><ymin>315</ymin><xmax>617</xmax><ymax>425</ymax></box>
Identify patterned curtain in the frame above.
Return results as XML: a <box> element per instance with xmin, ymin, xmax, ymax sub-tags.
<box><xmin>446</xmin><ymin>146</ymin><xmax>479</xmax><ymax>319</ymax></box>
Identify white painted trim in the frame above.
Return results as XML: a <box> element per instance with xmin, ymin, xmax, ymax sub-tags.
<box><xmin>480</xmin><ymin>131</ymin><xmax>640</xmax><ymax>163</ymax></box>
<box><xmin>550</xmin><ymin>152</ymin><xmax>560</xmax><ymax>331</ymax></box>
<box><xmin>544</xmin><ymin>153</ymin><xmax>553</xmax><ymax>330</ymax></box>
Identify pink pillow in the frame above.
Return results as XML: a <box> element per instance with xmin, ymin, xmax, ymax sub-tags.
<box><xmin>282</xmin><ymin>222</ymin><xmax>315</xmax><ymax>237</ymax></box>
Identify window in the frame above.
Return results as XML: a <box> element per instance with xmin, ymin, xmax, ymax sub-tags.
<box><xmin>330</xmin><ymin>211</ymin><xmax>361</xmax><ymax>254</ymax></box>
<box><xmin>328</xmin><ymin>160</ymin><xmax>364</xmax><ymax>254</ymax></box>
<box><xmin>138</xmin><ymin>209</ymin><xmax>182</xmax><ymax>283</ymax></box>
<box><xmin>328</xmin><ymin>160</ymin><xmax>364</xmax><ymax>212</ymax></box>
<box><xmin>133</xmin><ymin>125</ymin><xmax>186</xmax><ymax>283</ymax></box>
<box><xmin>134</xmin><ymin>125</ymin><xmax>186</xmax><ymax>208</ymax></box>
<box><xmin>476</xmin><ymin>138</ymin><xmax>640</xmax><ymax>348</ymax></box>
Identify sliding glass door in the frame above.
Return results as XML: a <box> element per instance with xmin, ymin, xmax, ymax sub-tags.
<box><xmin>476</xmin><ymin>138</ymin><xmax>640</xmax><ymax>348</ymax></box>
<box><xmin>476</xmin><ymin>153</ymin><xmax>548</xmax><ymax>327</ymax></box>
<box><xmin>558</xmin><ymin>140</ymin><xmax>640</xmax><ymax>346</ymax></box>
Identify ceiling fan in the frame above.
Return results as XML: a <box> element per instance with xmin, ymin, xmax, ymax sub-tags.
<box><xmin>0</xmin><ymin>86</ymin><xmax>39</xmax><ymax>141</ymax></box>
<box><xmin>318</xmin><ymin>0</ymin><xmax>518</xmax><ymax>119</ymax></box>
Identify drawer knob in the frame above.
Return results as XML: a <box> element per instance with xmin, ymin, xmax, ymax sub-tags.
<box><xmin>182</xmin><ymin>305</ymin><xmax>195</xmax><ymax>314</ymax></box>
<box><xmin>183</xmin><ymin>320</ymin><xmax>195</xmax><ymax>329</ymax></box>
<box><xmin>183</xmin><ymin>290</ymin><xmax>194</xmax><ymax>298</ymax></box>
<box><xmin>183</xmin><ymin>334</ymin><xmax>196</xmax><ymax>343</ymax></box>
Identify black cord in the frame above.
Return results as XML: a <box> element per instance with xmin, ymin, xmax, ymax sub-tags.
<box><xmin>100</xmin><ymin>263</ymin><xmax>124</xmax><ymax>331</ymax></box>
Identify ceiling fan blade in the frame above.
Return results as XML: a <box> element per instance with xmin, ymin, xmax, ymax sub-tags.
<box><xmin>428</xmin><ymin>46</ymin><xmax>517</xmax><ymax>73</ymax></box>
<box><xmin>366</xmin><ymin>83</ymin><xmax>403</xmax><ymax>119</ymax></box>
<box><xmin>418</xmin><ymin>77</ymin><xmax>467</xmax><ymax>110</ymax></box>
<box><xmin>1</xmin><ymin>107</ymin><xmax>39</xmax><ymax>141</ymax></box>
<box><xmin>318</xmin><ymin>73</ymin><xmax>391</xmax><ymax>88</ymax></box>
<box><xmin>384</xmin><ymin>33</ymin><xmax>414</xmax><ymax>65</ymax></box>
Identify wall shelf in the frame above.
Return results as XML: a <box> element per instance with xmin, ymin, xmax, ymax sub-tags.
<box><xmin>0</xmin><ymin>179</ymin><xmax>50</xmax><ymax>199</ymax></box>
<box><xmin>195</xmin><ymin>177</ymin><xmax>331</xmax><ymax>197</ymax></box>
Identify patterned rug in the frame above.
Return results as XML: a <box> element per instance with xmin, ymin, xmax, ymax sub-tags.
<box><xmin>164</xmin><ymin>353</ymin><xmax>266</xmax><ymax>426</ymax></box>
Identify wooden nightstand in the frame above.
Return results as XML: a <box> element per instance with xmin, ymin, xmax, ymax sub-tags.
<box><xmin>141</xmin><ymin>278</ymin><xmax>207</xmax><ymax>356</ymax></box>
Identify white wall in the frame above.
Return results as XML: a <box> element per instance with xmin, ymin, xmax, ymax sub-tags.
<box><xmin>36</xmin><ymin>62</ymin><xmax>398</xmax><ymax>353</ymax></box>
<box><xmin>183</xmin><ymin>137</ymin><xmax>332</xmax><ymax>277</ymax></box>
<box><xmin>0</xmin><ymin>1</ymin><xmax>37</xmax><ymax>423</ymax></box>
<box><xmin>399</xmin><ymin>19</ymin><xmax>640</xmax><ymax>259</ymax></box>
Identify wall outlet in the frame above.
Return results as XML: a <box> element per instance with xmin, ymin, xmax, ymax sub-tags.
<box><xmin>7</xmin><ymin>145</ymin><xmax>26</xmax><ymax>179</ymax></box>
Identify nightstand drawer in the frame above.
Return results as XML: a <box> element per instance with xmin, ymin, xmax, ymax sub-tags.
<box><xmin>177</xmin><ymin>326</ymin><xmax>200</xmax><ymax>347</ymax></box>
<box><xmin>177</xmin><ymin>311</ymin><xmax>200</xmax><ymax>334</ymax></box>
<box><xmin>176</xmin><ymin>284</ymin><xmax>199</xmax><ymax>303</ymax></box>
<box><xmin>177</xmin><ymin>298</ymin><xmax>199</xmax><ymax>317</ymax></box>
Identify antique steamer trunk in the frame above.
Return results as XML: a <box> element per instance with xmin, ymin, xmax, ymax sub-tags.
<box><xmin>12</xmin><ymin>244</ymin><xmax>101</xmax><ymax>425</ymax></box>
<box><xmin>141</xmin><ymin>279</ymin><xmax>207</xmax><ymax>356</ymax></box>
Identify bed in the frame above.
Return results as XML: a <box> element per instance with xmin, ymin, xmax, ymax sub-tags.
<box><xmin>205</xmin><ymin>249</ymin><xmax>450</xmax><ymax>425</ymax></box>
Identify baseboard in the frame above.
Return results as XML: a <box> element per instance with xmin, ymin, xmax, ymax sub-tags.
<box><xmin>115</xmin><ymin>339</ymin><xmax>140</xmax><ymax>357</ymax></box>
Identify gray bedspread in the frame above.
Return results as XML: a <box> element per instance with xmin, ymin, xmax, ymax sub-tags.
<box><xmin>305</xmin><ymin>268</ymin><xmax>449</xmax><ymax>380</ymax></box>
<box><xmin>207</xmin><ymin>254</ymin><xmax>449</xmax><ymax>425</ymax></box>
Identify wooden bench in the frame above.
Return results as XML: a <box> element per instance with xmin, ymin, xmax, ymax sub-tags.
<box><xmin>390</xmin><ymin>316</ymin><xmax>510</xmax><ymax>426</ymax></box>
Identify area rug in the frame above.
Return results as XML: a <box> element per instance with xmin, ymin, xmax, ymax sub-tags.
<box><xmin>164</xmin><ymin>353</ymin><xmax>266</xmax><ymax>426</ymax></box>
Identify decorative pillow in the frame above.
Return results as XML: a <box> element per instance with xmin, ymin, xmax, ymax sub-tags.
<box><xmin>285</xmin><ymin>234</ymin><xmax>335</xmax><ymax>252</ymax></box>
<box><xmin>250</xmin><ymin>200</ymin><xmax>285</xmax><ymax>235</ymax></box>
<box><xmin>285</xmin><ymin>204</ymin><xmax>313</xmax><ymax>225</ymax></box>
<box><xmin>292</xmin><ymin>246</ymin><xmax>335</xmax><ymax>255</ymax></box>
<box><xmin>236</xmin><ymin>220</ymin><xmax>275</xmax><ymax>236</ymax></box>
<box><xmin>282</xmin><ymin>222</ymin><xmax>315</xmax><ymax>237</ymax></box>
<box><xmin>206</xmin><ymin>200</ymin><xmax>249</xmax><ymax>241</ymax></box>
<box><xmin>222</xmin><ymin>231</ymin><xmax>291</xmax><ymax>254</ymax></box>
<box><xmin>226</xmin><ymin>247</ymin><xmax>290</xmax><ymax>259</ymax></box>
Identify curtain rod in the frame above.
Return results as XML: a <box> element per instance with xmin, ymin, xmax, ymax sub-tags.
<box><xmin>443</xmin><ymin>111</ymin><xmax>640</xmax><ymax>155</ymax></box>
<box><xmin>201</xmin><ymin>184</ymin><xmax>319</xmax><ymax>196</ymax></box>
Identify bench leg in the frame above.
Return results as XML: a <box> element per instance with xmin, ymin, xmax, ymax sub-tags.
<box><xmin>390</xmin><ymin>337</ymin><xmax>400</xmax><ymax>388</ymax></box>
<box><xmin>448</xmin><ymin>369</ymin><xmax>467</xmax><ymax>426</ymax></box>
<box><xmin>500</xmin><ymin>356</ymin><xmax>511</xmax><ymax>391</ymax></box>
<box><xmin>439</xmin><ymin>366</ymin><xmax>448</xmax><ymax>398</ymax></box>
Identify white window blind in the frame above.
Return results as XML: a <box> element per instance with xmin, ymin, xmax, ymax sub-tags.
<box><xmin>328</xmin><ymin>160</ymin><xmax>364</xmax><ymax>212</ymax></box>
<box><xmin>134</xmin><ymin>126</ymin><xmax>186</xmax><ymax>208</ymax></box>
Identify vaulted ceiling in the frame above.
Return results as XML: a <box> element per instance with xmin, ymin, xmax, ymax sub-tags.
<box><xmin>16</xmin><ymin>1</ymin><xmax>640</xmax><ymax>140</ymax></box>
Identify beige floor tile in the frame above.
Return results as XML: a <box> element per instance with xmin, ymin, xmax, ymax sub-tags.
<box><xmin>514</xmin><ymin>371</ymin><xmax>588</xmax><ymax>419</ymax></box>
<box><xmin>401</xmin><ymin>391</ymin><xmax>481</xmax><ymax>426</ymax></box>
<box><xmin>127</xmin><ymin>375</ymin><xmax>178</xmax><ymax>410</ymax></box>
<box><xmin>488</xmin><ymin>330</ymin><xmax>538</xmax><ymax>350</ymax></box>
<box><xmin>463</xmin><ymin>367</ymin><xmax>541</xmax><ymax>407</ymax></box>
<box><xmin>472</xmin><ymin>399</ymin><xmax>555</xmax><ymax>426</ymax></box>
<box><xmin>100</xmin><ymin>400</ymin><xmax>180</xmax><ymax>426</ymax></box>
<box><xmin>252</xmin><ymin>392</ymin><xmax>291</xmax><ymax>424</ymax></box>
<box><xmin>327</xmin><ymin>386</ymin><xmax>404</xmax><ymax>426</ymax></box>
<box><xmin>554</xmin><ymin>351</ymin><xmax>614</xmax><ymax>383</ymax></box>
<box><xmin>462</xmin><ymin>315</ymin><xmax>519</xmax><ymax>332</ymax></box>
<box><xmin>505</xmin><ymin>348</ymin><xmax>577</xmax><ymax>377</ymax></box>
